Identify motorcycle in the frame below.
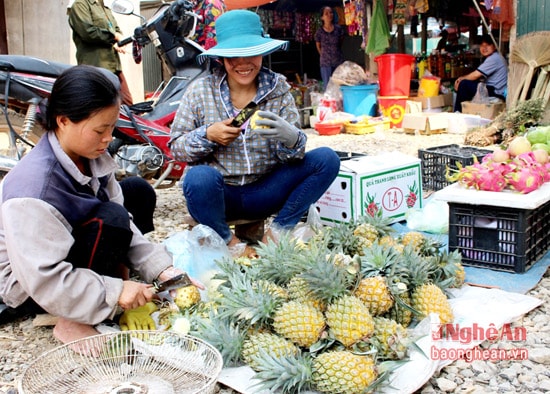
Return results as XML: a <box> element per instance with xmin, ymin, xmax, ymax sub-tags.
<box><xmin>0</xmin><ymin>0</ymin><xmax>209</xmax><ymax>187</ymax></box>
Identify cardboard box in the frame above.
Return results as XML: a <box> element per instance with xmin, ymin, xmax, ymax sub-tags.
<box><xmin>314</xmin><ymin>152</ymin><xmax>423</xmax><ymax>225</ymax></box>
<box><xmin>461</xmin><ymin>101</ymin><xmax>506</xmax><ymax>119</ymax></box>
<box><xmin>402</xmin><ymin>113</ymin><xmax>448</xmax><ymax>134</ymax></box>
<box><xmin>409</xmin><ymin>93</ymin><xmax>453</xmax><ymax>110</ymax></box>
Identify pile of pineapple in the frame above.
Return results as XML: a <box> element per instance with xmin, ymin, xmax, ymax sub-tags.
<box><xmin>156</xmin><ymin>213</ymin><xmax>465</xmax><ymax>394</ymax></box>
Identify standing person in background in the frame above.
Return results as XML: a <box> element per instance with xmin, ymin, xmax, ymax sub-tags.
<box><xmin>190</xmin><ymin>0</ymin><xmax>226</xmax><ymax>50</ymax></box>
<box><xmin>68</xmin><ymin>0</ymin><xmax>134</xmax><ymax>106</ymax></box>
<box><xmin>315</xmin><ymin>6</ymin><xmax>344</xmax><ymax>91</ymax></box>
<box><xmin>453</xmin><ymin>34</ymin><xmax>507</xmax><ymax>112</ymax></box>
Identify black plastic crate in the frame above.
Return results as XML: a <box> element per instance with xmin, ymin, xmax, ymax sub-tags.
<box><xmin>448</xmin><ymin>200</ymin><xmax>550</xmax><ymax>273</ymax></box>
<box><xmin>418</xmin><ymin>144</ymin><xmax>492</xmax><ymax>191</ymax></box>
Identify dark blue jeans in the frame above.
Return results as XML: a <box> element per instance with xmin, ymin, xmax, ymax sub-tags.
<box><xmin>183</xmin><ymin>147</ymin><xmax>340</xmax><ymax>243</ymax></box>
<box><xmin>454</xmin><ymin>79</ymin><xmax>505</xmax><ymax>112</ymax></box>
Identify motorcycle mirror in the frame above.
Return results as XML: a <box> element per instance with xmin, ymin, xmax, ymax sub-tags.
<box><xmin>111</xmin><ymin>0</ymin><xmax>146</xmax><ymax>22</ymax></box>
<box><xmin>111</xmin><ymin>0</ymin><xmax>135</xmax><ymax>15</ymax></box>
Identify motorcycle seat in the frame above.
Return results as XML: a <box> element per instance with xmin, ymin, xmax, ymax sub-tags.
<box><xmin>0</xmin><ymin>55</ymin><xmax>71</xmax><ymax>78</ymax></box>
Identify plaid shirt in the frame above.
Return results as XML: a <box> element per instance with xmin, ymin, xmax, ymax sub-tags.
<box><xmin>170</xmin><ymin>67</ymin><xmax>306</xmax><ymax>186</ymax></box>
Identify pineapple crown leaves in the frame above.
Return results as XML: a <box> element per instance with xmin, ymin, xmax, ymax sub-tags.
<box><xmin>315</xmin><ymin>221</ymin><xmax>362</xmax><ymax>256</ymax></box>
<box><xmin>298</xmin><ymin>253</ymin><xmax>357</xmax><ymax>304</ymax></box>
<box><xmin>250</xmin><ymin>349</ymin><xmax>314</xmax><ymax>394</ymax></box>
<box><xmin>253</xmin><ymin>233</ymin><xmax>312</xmax><ymax>285</ymax></box>
<box><xmin>189</xmin><ymin>311</ymin><xmax>247</xmax><ymax>367</ymax></box>
<box><xmin>356</xmin><ymin>210</ymin><xmax>395</xmax><ymax>237</ymax></box>
<box><xmin>369</xmin><ymin>359</ymin><xmax>412</xmax><ymax>393</ymax></box>
<box><xmin>358</xmin><ymin>241</ymin><xmax>400</xmax><ymax>278</ymax></box>
<box><xmin>215</xmin><ymin>273</ymin><xmax>283</xmax><ymax>329</ymax></box>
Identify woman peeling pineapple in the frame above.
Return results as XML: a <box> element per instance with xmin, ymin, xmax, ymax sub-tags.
<box><xmin>0</xmin><ymin>65</ymin><xmax>202</xmax><ymax>350</ymax></box>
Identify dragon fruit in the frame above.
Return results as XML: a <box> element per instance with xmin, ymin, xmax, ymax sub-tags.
<box><xmin>506</xmin><ymin>166</ymin><xmax>545</xmax><ymax>193</ymax></box>
<box><xmin>446</xmin><ymin>150</ymin><xmax>549</xmax><ymax>194</ymax></box>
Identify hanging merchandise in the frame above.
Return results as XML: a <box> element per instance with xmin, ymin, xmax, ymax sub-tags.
<box><xmin>295</xmin><ymin>13</ymin><xmax>318</xmax><ymax>43</ymax></box>
<box><xmin>365</xmin><ymin>0</ymin><xmax>390</xmax><ymax>56</ymax></box>
<box><xmin>271</xmin><ymin>11</ymin><xmax>294</xmax><ymax>35</ymax></box>
<box><xmin>414</xmin><ymin>0</ymin><xmax>429</xmax><ymax>14</ymax></box>
<box><xmin>343</xmin><ymin>0</ymin><xmax>366</xmax><ymax>36</ymax></box>
<box><xmin>393</xmin><ymin>0</ymin><xmax>408</xmax><ymax>25</ymax></box>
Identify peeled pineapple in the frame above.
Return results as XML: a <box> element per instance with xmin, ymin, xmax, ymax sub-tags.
<box><xmin>174</xmin><ymin>285</ymin><xmax>201</xmax><ymax>311</ymax></box>
<box><xmin>250</xmin><ymin>111</ymin><xmax>268</xmax><ymax>129</ymax></box>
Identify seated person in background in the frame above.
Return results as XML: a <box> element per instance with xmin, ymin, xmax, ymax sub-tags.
<box><xmin>169</xmin><ymin>10</ymin><xmax>340</xmax><ymax>255</ymax></box>
<box><xmin>0</xmin><ymin>65</ymin><xmax>202</xmax><ymax>343</ymax></box>
<box><xmin>454</xmin><ymin>34</ymin><xmax>508</xmax><ymax>112</ymax></box>
<box><xmin>436</xmin><ymin>29</ymin><xmax>449</xmax><ymax>52</ymax></box>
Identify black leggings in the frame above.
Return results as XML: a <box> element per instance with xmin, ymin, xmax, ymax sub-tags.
<box><xmin>66</xmin><ymin>176</ymin><xmax>156</xmax><ymax>275</ymax></box>
<box><xmin>0</xmin><ymin>177</ymin><xmax>156</xmax><ymax>321</ymax></box>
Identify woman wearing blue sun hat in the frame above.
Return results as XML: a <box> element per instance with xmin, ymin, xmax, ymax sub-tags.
<box><xmin>169</xmin><ymin>10</ymin><xmax>340</xmax><ymax>255</ymax></box>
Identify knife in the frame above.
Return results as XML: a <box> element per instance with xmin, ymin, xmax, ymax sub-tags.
<box><xmin>152</xmin><ymin>273</ymin><xmax>193</xmax><ymax>293</ymax></box>
<box><xmin>231</xmin><ymin>101</ymin><xmax>259</xmax><ymax>128</ymax></box>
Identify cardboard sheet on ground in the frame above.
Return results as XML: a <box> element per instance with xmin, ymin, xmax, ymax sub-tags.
<box><xmin>217</xmin><ymin>286</ymin><xmax>542</xmax><ymax>394</ymax></box>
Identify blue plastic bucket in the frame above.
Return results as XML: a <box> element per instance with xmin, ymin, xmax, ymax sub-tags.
<box><xmin>340</xmin><ymin>84</ymin><xmax>379</xmax><ymax>116</ymax></box>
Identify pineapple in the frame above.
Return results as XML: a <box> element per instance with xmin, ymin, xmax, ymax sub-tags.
<box><xmin>378</xmin><ymin>235</ymin><xmax>404</xmax><ymax>253</ymax></box>
<box><xmin>371</xmin><ymin>317</ymin><xmax>409</xmax><ymax>360</ymax></box>
<box><xmin>412</xmin><ymin>282</ymin><xmax>454</xmax><ymax>324</ymax></box>
<box><xmin>325</xmin><ymin>295</ymin><xmax>375</xmax><ymax>347</ymax></box>
<box><xmin>436</xmin><ymin>249</ymin><xmax>466</xmax><ymax>288</ymax></box>
<box><xmin>353</xmin><ymin>222</ymin><xmax>379</xmax><ymax>242</ymax></box>
<box><xmin>358</xmin><ymin>210</ymin><xmax>395</xmax><ymax>238</ymax></box>
<box><xmin>312</xmin><ymin>351</ymin><xmax>378</xmax><ymax>394</ymax></box>
<box><xmin>385</xmin><ymin>291</ymin><xmax>414</xmax><ymax>327</ymax></box>
<box><xmin>400</xmin><ymin>231</ymin><xmax>426</xmax><ymax>252</ymax></box>
<box><xmin>286</xmin><ymin>276</ymin><xmax>325</xmax><ymax>311</ymax></box>
<box><xmin>405</xmin><ymin>250</ymin><xmax>454</xmax><ymax>324</ymax></box>
<box><xmin>174</xmin><ymin>285</ymin><xmax>201</xmax><ymax>310</ymax></box>
<box><xmin>353</xmin><ymin>223</ymin><xmax>378</xmax><ymax>255</ymax></box>
<box><xmin>353</xmin><ymin>276</ymin><xmax>394</xmax><ymax>316</ymax></box>
<box><xmin>241</xmin><ymin>332</ymin><xmax>299</xmax><ymax>371</ymax></box>
<box><xmin>273</xmin><ymin>300</ymin><xmax>325</xmax><ymax>348</ymax></box>
<box><xmin>313</xmin><ymin>221</ymin><xmax>363</xmax><ymax>256</ymax></box>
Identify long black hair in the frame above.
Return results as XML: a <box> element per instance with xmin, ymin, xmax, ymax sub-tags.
<box><xmin>38</xmin><ymin>65</ymin><xmax>121</xmax><ymax>131</ymax></box>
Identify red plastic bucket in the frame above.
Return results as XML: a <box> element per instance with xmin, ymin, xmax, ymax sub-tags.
<box><xmin>378</xmin><ymin>95</ymin><xmax>408</xmax><ymax>128</ymax></box>
<box><xmin>374</xmin><ymin>54</ymin><xmax>415</xmax><ymax>97</ymax></box>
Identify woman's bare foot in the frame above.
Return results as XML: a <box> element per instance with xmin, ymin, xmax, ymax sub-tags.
<box><xmin>53</xmin><ymin>317</ymin><xmax>101</xmax><ymax>355</ymax></box>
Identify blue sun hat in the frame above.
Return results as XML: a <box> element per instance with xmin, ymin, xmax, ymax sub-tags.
<box><xmin>196</xmin><ymin>10</ymin><xmax>289</xmax><ymax>64</ymax></box>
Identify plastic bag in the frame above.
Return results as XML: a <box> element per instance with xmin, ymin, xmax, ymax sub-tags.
<box><xmin>472</xmin><ymin>82</ymin><xmax>490</xmax><ymax>103</ymax></box>
<box><xmin>330</xmin><ymin>61</ymin><xmax>369</xmax><ymax>86</ymax></box>
<box><xmin>292</xmin><ymin>205</ymin><xmax>323</xmax><ymax>243</ymax></box>
<box><xmin>405</xmin><ymin>200</ymin><xmax>449</xmax><ymax>234</ymax></box>
<box><xmin>163</xmin><ymin>224</ymin><xmax>231</xmax><ymax>300</ymax></box>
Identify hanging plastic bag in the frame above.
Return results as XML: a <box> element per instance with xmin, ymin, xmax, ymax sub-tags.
<box><xmin>472</xmin><ymin>82</ymin><xmax>490</xmax><ymax>103</ymax></box>
<box><xmin>163</xmin><ymin>224</ymin><xmax>231</xmax><ymax>300</ymax></box>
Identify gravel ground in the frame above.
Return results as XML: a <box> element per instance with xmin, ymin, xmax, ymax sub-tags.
<box><xmin>1</xmin><ymin>128</ymin><xmax>549</xmax><ymax>394</ymax></box>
